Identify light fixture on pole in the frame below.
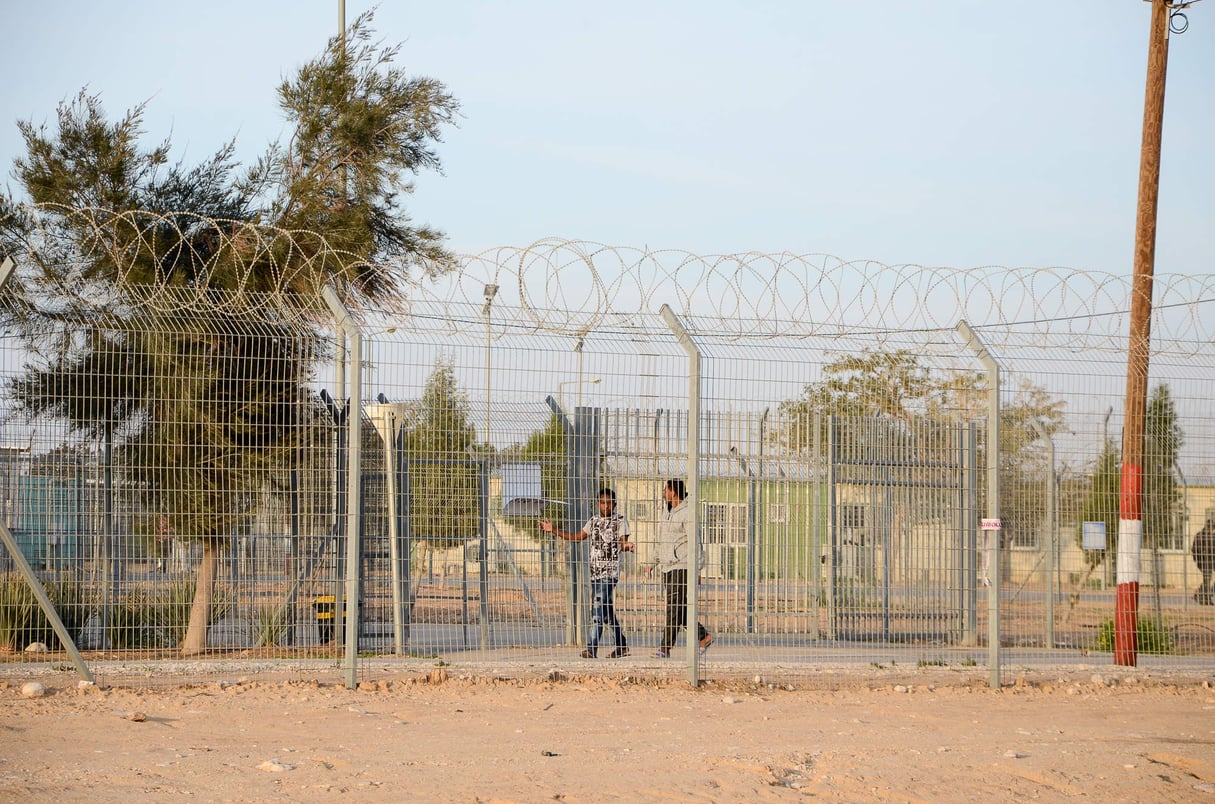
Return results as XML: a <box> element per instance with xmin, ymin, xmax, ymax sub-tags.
<box><xmin>558</xmin><ymin>377</ymin><xmax>601</xmax><ymax>412</ymax></box>
<box><xmin>482</xmin><ymin>284</ymin><xmax>498</xmax><ymax>450</ymax></box>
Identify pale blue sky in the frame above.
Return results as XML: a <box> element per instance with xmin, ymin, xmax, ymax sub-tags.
<box><xmin>2</xmin><ymin>1</ymin><xmax>1213</xmax><ymax>274</ymax></box>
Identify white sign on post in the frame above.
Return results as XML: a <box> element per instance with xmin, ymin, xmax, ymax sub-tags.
<box><xmin>1082</xmin><ymin>521</ymin><xmax>1107</xmax><ymax>551</ymax></box>
<box><xmin>500</xmin><ymin>462</ymin><xmax>566</xmax><ymax>517</ymax></box>
<box><xmin>980</xmin><ymin>518</ymin><xmax>1002</xmax><ymax>531</ymax></box>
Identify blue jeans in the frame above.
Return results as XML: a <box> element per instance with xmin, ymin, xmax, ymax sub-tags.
<box><xmin>589</xmin><ymin>577</ymin><xmax>626</xmax><ymax>652</ymax></box>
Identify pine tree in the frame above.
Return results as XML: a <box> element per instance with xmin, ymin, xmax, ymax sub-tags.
<box><xmin>402</xmin><ymin>360</ymin><xmax>481</xmax><ymax>554</ymax></box>
<box><xmin>0</xmin><ymin>11</ymin><xmax>459</xmax><ymax>654</ymax></box>
<box><xmin>1142</xmin><ymin>383</ymin><xmax>1182</xmax><ymax>552</ymax></box>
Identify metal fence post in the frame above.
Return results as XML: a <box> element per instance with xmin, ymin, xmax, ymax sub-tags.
<box><xmin>544</xmin><ymin>395</ymin><xmax>582</xmax><ymax>645</ymax></box>
<box><xmin>961</xmin><ymin>422</ymin><xmax>978</xmax><ymax>646</ymax></box>
<box><xmin>572</xmin><ymin>406</ymin><xmax>599</xmax><ymax>644</ymax></box>
<box><xmin>478</xmin><ymin>459</ymin><xmax>491</xmax><ymax>650</ymax></box>
<box><xmin>1030</xmin><ymin>418</ymin><xmax>1057</xmax><ymax>649</ymax></box>
<box><xmin>825</xmin><ymin>415</ymin><xmax>837</xmax><ymax>642</ymax></box>
<box><xmin>323</xmin><ymin>286</ymin><xmax>362</xmax><ymax>690</ymax></box>
<box><xmin>660</xmin><ymin>305</ymin><xmax>702</xmax><ymax>687</ymax></box>
<box><xmin>367</xmin><ymin>399</ymin><xmax>409</xmax><ymax>656</ymax></box>
<box><xmin>957</xmin><ymin>320</ymin><xmax>1001</xmax><ymax>689</ymax></box>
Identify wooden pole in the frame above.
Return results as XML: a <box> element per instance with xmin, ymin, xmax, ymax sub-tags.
<box><xmin>1117</xmin><ymin>0</ymin><xmax>1171</xmax><ymax>667</ymax></box>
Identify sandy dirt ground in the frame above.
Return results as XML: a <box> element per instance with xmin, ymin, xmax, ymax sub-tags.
<box><xmin>2</xmin><ymin>665</ymin><xmax>1215</xmax><ymax>802</ymax></box>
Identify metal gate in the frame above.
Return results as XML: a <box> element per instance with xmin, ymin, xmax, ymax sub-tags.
<box><xmin>826</xmin><ymin>417</ymin><xmax>979</xmax><ymax>644</ymax></box>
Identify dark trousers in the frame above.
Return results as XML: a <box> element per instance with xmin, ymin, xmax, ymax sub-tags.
<box><xmin>1198</xmin><ymin>570</ymin><xmax>1213</xmax><ymax>604</ymax></box>
<box><xmin>661</xmin><ymin>569</ymin><xmax>709</xmax><ymax>651</ymax></box>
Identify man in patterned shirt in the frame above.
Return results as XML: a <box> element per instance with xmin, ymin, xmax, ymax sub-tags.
<box><xmin>540</xmin><ymin>488</ymin><xmax>634</xmax><ymax>658</ymax></box>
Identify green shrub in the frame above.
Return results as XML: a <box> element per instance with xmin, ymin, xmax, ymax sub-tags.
<box><xmin>109</xmin><ymin>580</ymin><xmax>235</xmax><ymax>650</ymax></box>
<box><xmin>0</xmin><ymin>573</ymin><xmax>90</xmax><ymax>651</ymax></box>
<box><xmin>0</xmin><ymin>573</ymin><xmax>238</xmax><ymax>652</ymax></box>
<box><xmin>0</xmin><ymin>573</ymin><xmax>41</xmax><ymax>650</ymax></box>
<box><xmin>43</xmin><ymin>575</ymin><xmax>89</xmax><ymax>644</ymax></box>
<box><xmin>1092</xmin><ymin>616</ymin><xmax>1175</xmax><ymax>655</ymax></box>
<box><xmin>254</xmin><ymin>604</ymin><xmax>288</xmax><ymax>647</ymax></box>
<box><xmin>109</xmin><ymin>587</ymin><xmax>166</xmax><ymax>649</ymax></box>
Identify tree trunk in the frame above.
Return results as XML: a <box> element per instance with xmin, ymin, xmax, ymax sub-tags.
<box><xmin>1063</xmin><ymin>559</ymin><xmax>1104</xmax><ymax>624</ymax></box>
<box><xmin>180</xmin><ymin>538</ymin><xmax>220</xmax><ymax>655</ymax></box>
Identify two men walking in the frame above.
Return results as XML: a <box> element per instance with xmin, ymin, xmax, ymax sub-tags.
<box><xmin>540</xmin><ymin>479</ymin><xmax>712</xmax><ymax>659</ymax></box>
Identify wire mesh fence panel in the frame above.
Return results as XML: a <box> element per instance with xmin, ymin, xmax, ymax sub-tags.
<box><xmin>0</xmin><ymin>289</ymin><xmax>349</xmax><ymax>686</ymax></box>
<box><xmin>989</xmin><ymin>328</ymin><xmax>1215</xmax><ymax>665</ymax></box>
<box><xmin>2</xmin><ymin>226</ymin><xmax>1214</xmax><ymax>686</ymax></box>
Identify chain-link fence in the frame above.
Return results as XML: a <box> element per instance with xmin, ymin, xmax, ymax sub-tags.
<box><xmin>2</xmin><ymin>230</ymin><xmax>1214</xmax><ymax>687</ymax></box>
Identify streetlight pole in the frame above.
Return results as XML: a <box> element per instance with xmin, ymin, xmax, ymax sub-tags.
<box><xmin>479</xmin><ymin>284</ymin><xmax>498</xmax><ymax>652</ymax></box>
<box><xmin>338</xmin><ymin>0</ymin><xmax>347</xmax><ymax>199</ymax></box>
<box><xmin>574</xmin><ymin>334</ymin><xmax>585</xmax><ymax>410</ymax></box>
<box><xmin>482</xmin><ymin>284</ymin><xmax>498</xmax><ymax>448</ymax></box>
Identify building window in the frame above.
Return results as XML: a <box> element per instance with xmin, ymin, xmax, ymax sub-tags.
<box><xmin>839</xmin><ymin>504</ymin><xmax>866</xmax><ymax>530</ymax></box>
<box><xmin>629</xmin><ymin>501</ymin><xmax>652</xmax><ymax>522</ymax></box>
<box><xmin>1008</xmin><ymin>524</ymin><xmax>1038</xmax><ymax>550</ymax></box>
<box><xmin>703</xmin><ymin>502</ymin><xmax>747</xmax><ymax>545</ymax></box>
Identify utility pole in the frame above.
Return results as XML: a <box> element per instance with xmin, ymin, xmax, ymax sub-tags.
<box><xmin>339</xmin><ymin>0</ymin><xmax>347</xmax><ymax>199</ymax></box>
<box><xmin>1117</xmin><ymin>0</ymin><xmax>1173</xmax><ymax>666</ymax></box>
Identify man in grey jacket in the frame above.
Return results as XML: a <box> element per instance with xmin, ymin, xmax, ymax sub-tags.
<box><xmin>646</xmin><ymin>478</ymin><xmax>712</xmax><ymax>658</ymax></box>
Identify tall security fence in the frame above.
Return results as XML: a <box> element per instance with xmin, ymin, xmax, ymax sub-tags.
<box><xmin>2</xmin><ymin>220</ymin><xmax>1214</xmax><ymax>687</ymax></box>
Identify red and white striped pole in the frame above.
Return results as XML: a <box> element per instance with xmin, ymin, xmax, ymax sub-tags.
<box><xmin>1118</xmin><ymin>0</ymin><xmax>1171</xmax><ymax>666</ymax></box>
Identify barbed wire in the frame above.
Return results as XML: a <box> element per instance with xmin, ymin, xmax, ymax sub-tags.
<box><xmin>436</xmin><ymin>239</ymin><xmax>1215</xmax><ymax>343</ymax></box>
<box><xmin>3</xmin><ymin>205</ymin><xmax>390</xmax><ymax>323</ymax></box>
<box><xmin>5</xmin><ymin>206</ymin><xmax>1215</xmax><ymax>344</ymax></box>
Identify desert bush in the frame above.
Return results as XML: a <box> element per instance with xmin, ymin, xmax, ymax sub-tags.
<box><xmin>108</xmin><ymin>580</ymin><xmax>235</xmax><ymax>649</ymax></box>
<box><xmin>0</xmin><ymin>573</ymin><xmax>40</xmax><ymax>650</ymax></box>
<box><xmin>0</xmin><ymin>573</ymin><xmax>90</xmax><ymax>651</ymax></box>
<box><xmin>109</xmin><ymin>587</ymin><xmax>167</xmax><ymax>649</ymax></box>
<box><xmin>254</xmin><ymin>604</ymin><xmax>289</xmax><ymax>647</ymax></box>
<box><xmin>1092</xmin><ymin>616</ymin><xmax>1176</xmax><ymax>655</ymax></box>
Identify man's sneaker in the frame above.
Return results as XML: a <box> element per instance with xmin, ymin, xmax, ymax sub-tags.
<box><xmin>698</xmin><ymin>633</ymin><xmax>714</xmax><ymax>656</ymax></box>
<box><xmin>579</xmin><ymin>649</ymin><xmax>596</xmax><ymax>658</ymax></box>
<box><xmin>606</xmin><ymin>647</ymin><xmax>630</xmax><ymax>658</ymax></box>
<box><xmin>652</xmin><ymin>648</ymin><xmax>670</xmax><ymax>658</ymax></box>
